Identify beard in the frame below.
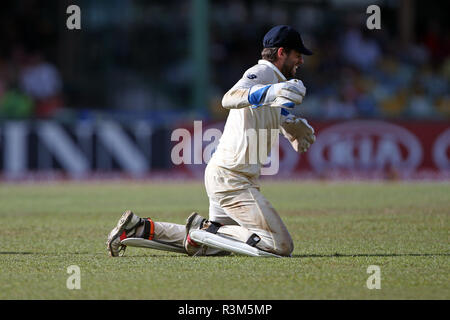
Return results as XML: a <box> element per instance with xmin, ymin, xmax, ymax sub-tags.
<box><xmin>280</xmin><ymin>61</ymin><xmax>297</xmax><ymax>79</ymax></box>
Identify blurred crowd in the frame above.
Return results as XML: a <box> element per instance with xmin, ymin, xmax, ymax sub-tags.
<box><xmin>208</xmin><ymin>1</ymin><xmax>450</xmax><ymax>121</ymax></box>
<box><xmin>0</xmin><ymin>0</ymin><xmax>448</xmax><ymax>121</ymax></box>
<box><xmin>298</xmin><ymin>24</ymin><xmax>450</xmax><ymax>120</ymax></box>
<box><xmin>0</xmin><ymin>46</ymin><xmax>63</xmax><ymax>118</ymax></box>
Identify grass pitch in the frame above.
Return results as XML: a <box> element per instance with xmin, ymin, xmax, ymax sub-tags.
<box><xmin>0</xmin><ymin>180</ymin><xmax>448</xmax><ymax>300</ymax></box>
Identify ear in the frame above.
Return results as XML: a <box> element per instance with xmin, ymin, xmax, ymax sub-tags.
<box><xmin>277</xmin><ymin>47</ymin><xmax>287</xmax><ymax>59</ymax></box>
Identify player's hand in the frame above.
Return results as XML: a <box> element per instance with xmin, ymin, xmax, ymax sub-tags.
<box><xmin>280</xmin><ymin>116</ymin><xmax>316</xmax><ymax>154</ymax></box>
<box><xmin>273</xmin><ymin>79</ymin><xmax>306</xmax><ymax>106</ymax></box>
<box><xmin>248</xmin><ymin>79</ymin><xmax>306</xmax><ymax>108</ymax></box>
<box><xmin>271</xmin><ymin>96</ymin><xmax>300</xmax><ymax>109</ymax></box>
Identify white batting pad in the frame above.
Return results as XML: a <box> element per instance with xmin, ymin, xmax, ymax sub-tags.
<box><xmin>121</xmin><ymin>238</ymin><xmax>186</xmax><ymax>253</ymax></box>
<box><xmin>189</xmin><ymin>230</ymin><xmax>281</xmax><ymax>258</ymax></box>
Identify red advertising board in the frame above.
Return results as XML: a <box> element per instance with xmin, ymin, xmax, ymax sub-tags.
<box><xmin>298</xmin><ymin>120</ymin><xmax>449</xmax><ymax>172</ymax></box>
<box><xmin>177</xmin><ymin>120</ymin><xmax>450</xmax><ymax>179</ymax></box>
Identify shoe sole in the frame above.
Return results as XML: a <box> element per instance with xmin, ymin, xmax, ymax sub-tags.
<box><xmin>107</xmin><ymin>210</ymin><xmax>135</xmax><ymax>257</ymax></box>
<box><xmin>183</xmin><ymin>212</ymin><xmax>199</xmax><ymax>250</ymax></box>
<box><xmin>185</xmin><ymin>212</ymin><xmax>199</xmax><ymax>234</ymax></box>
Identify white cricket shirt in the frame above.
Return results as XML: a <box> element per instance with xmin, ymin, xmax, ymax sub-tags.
<box><xmin>210</xmin><ymin>60</ymin><xmax>288</xmax><ymax>178</ymax></box>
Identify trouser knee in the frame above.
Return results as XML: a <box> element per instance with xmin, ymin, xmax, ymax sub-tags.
<box><xmin>257</xmin><ymin>233</ymin><xmax>294</xmax><ymax>257</ymax></box>
<box><xmin>273</xmin><ymin>237</ymin><xmax>294</xmax><ymax>257</ymax></box>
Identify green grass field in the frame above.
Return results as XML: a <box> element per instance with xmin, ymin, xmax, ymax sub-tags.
<box><xmin>0</xmin><ymin>180</ymin><xmax>448</xmax><ymax>300</ymax></box>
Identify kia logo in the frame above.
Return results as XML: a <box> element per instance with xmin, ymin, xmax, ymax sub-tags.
<box><xmin>308</xmin><ymin>121</ymin><xmax>423</xmax><ymax>172</ymax></box>
<box><xmin>433</xmin><ymin>128</ymin><xmax>450</xmax><ymax>170</ymax></box>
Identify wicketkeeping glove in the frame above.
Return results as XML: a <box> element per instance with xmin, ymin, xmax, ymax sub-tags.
<box><xmin>248</xmin><ymin>79</ymin><xmax>306</xmax><ymax>109</ymax></box>
<box><xmin>280</xmin><ymin>115</ymin><xmax>316</xmax><ymax>153</ymax></box>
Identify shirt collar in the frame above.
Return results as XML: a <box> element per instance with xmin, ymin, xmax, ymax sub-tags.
<box><xmin>258</xmin><ymin>59</ymin><xmax>286</xmax><ymax>82</ymax></box>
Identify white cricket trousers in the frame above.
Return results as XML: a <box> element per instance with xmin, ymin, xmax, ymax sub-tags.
<box><xmin>204</xmin><ymin>162</ymin><xmax>294</xmax><ymax>256</ymax></box>
<box><xmin>150</xmin><ymin>163</ymin><xmax>294</xmax><ymax>256</ymax></box>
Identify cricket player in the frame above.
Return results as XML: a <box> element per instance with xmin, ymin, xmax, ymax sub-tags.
<box><xmin>107</xmin><ymin>25</ymin><xmax>315</xmax><ymax>257</ymax></box>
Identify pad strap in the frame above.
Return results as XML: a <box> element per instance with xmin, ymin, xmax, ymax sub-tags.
<box><xmin>142</xmin><ymin>218</ymin><xmax>155</xmax><ymax>240</ymax></box>
<box><xmin>205</xmin><ymin>221</ymin><xmax>222</xmax><ymax>234</ymax></box>
<box><xmin>246</xmin><ymin>233</ymin><xmax>261</xmax><ymax>247</ymax></box>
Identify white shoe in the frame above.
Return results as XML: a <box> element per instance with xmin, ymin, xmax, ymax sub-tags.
<box><xmin>106</xmin><ymin>210</ymin><xmax>142</xmax><ymax>257</ymax></box>
<box><xmin>183</xmin><ymin>212</ymin><xmax>206</xmax><ymax>256</ymax></box>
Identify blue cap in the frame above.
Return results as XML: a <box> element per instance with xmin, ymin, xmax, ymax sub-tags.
<box><xmin>263</xmin><ymin>25</ymin><xmax>313</xmax><ymax>55</ymax></box>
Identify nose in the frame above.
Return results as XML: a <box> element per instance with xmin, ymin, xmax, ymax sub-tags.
<box><xmin>298</xmin><ymin>55</ymin><xmax>304</xmax><ymax>65</ymax></box>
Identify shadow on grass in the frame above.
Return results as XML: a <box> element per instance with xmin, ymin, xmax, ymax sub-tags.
<box><xmin>0</xmin><ymin>251</ymin><xmax>35</xmax><ymax>255</ymax></box>
<box><xmin>0</xmin><ymin>251</ymin><xmax>95</xmax><ymax>255</ymax></box>
<box><xmin>1</xmin><ymin>251</ymin><xmax>448</xmax><ymax>258</ymax></box>
<box><xmin>292</xmin><ymin>253</ymin><xmax>450</xmax><ymax>258</ymax></box>
<box><xmin>0</xmin><ymin>251</ymin><xmax>183</xmax><ymax>257</ymax></box>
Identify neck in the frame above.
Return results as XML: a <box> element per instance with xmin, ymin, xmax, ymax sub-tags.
<box><xmin>269</xmin><ymin>59</ymin><xmax>283</xmax><ymax>73</ymax></box>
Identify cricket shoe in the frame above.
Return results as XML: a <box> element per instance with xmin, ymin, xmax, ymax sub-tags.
<box><xmin>106</xmin><ymin>210</ymin><xmax>143</xmax><ymax>257</ymax></box>
<box><xmin>183</xmin><ymin>212</ymin><xmax>206</xmax><ymax>256</ymax></box>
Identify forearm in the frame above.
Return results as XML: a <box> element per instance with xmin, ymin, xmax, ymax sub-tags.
<box><xmin>222</xmin><ymin>79</ymin><xmax>306</xmax><ymax>110</ymax></box>
<box><xmin>221</xmin><ymin>88</ymin><xmax>252</xmax><ymax>109</ymax></box>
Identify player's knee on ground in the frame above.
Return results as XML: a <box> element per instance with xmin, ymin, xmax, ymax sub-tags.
<box><xmin>257</xmin><ymin>233</ymin><xmax>294</xmax><ymax>257</ymax></box>
<box><xmin>278</xmin><ymin>237</ymin><xmax>294</xmax><ymax>257</ymax></box>
<box><xmin>273</xmin><ymin>237</ymin><xmax>294</xmax><ymax>257</ymax></box>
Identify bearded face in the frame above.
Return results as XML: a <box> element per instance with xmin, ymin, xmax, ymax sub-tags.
<box><xmin>280</xmin><ymin>59</ymin><xmax>298</xmax><ymax>79</ymax></box>
<box><xmin>280</xmin><ymin>49</ymin><xmax>303</xmax><ymax>79</ymax></box>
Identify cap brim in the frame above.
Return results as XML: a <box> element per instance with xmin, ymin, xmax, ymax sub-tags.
<box><xmin>291</xmin><ymin>44</ymin><xmax>313</xmax><ymax>56</ymax></box>
<box><xmin>299</xmin><ymin>46</ymin><xmax>313</xmax><ymax>56</ymax></box>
